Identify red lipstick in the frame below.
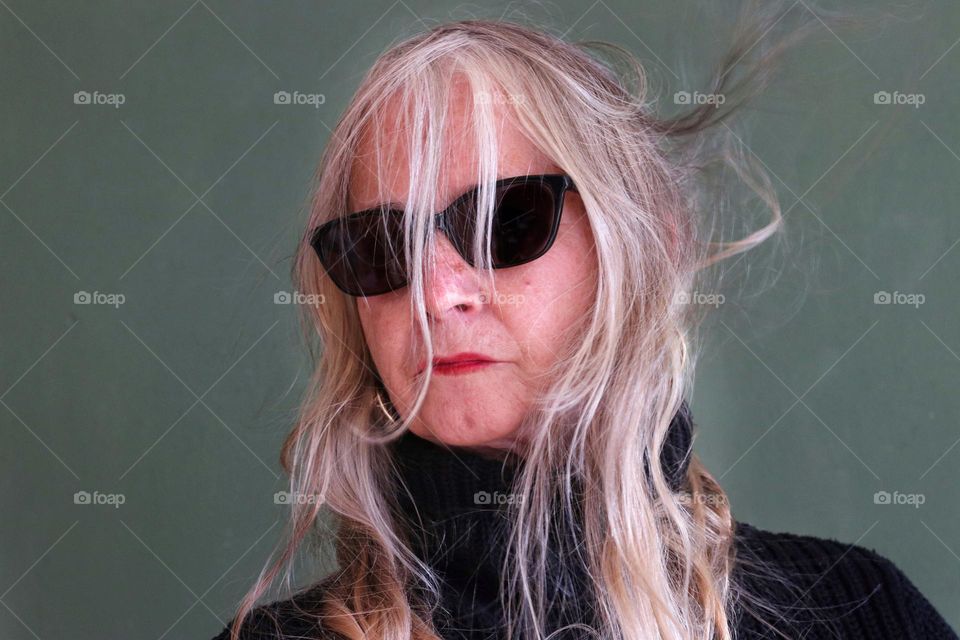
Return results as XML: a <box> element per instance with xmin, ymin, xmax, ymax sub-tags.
<box><xmin>418</xmin><ymin>352</ymin><xmax>499</xmax><ymax>376</ymax></box>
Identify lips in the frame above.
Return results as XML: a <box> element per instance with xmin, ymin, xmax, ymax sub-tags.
<box><xmin>417</xmin><ymin>352</ymin><xmax>498</xmax><ymax>375</ymax></box>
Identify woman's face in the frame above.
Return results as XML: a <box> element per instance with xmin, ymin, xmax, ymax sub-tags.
<box><xmin>350</xmin><ymin>88</ymin><xmax>597</xmax><ymax>449</ymax></box>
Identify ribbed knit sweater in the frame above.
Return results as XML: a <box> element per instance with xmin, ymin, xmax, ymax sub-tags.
<box><xmin>212</xmin><ymin>404</ymin><xmax>958</xmax><ymax>639</ymax></box>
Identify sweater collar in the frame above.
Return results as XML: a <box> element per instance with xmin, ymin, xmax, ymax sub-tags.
<box><xmin>385</xmin><ymin>402</ymin><xmax>695</xmax><ymax>637</ymax></box>
<box><xmin>388</xmin><ymin>400</ymin><xmax>694</xmax><ymax>524</ymax></box>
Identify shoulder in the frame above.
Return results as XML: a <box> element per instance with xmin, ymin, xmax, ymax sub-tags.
<box><xmin>731</xmin><ymin>519</ymin><xmax>958</xmax><ymax>639</ymax></box>
<box><xmin>209</xmin><ymin>581</ymin><xmax>343</xmax><ymax>640</ymax></box>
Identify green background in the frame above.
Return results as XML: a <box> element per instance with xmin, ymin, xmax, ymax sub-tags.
<box><xmin>2</xmin><ymin>1</ymin><xmax>957</xmax><ymax>637</ymax></box>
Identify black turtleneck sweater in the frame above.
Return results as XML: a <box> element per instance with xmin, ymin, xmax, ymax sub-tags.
<box><xmin>212</xmin><ymin>404</ymin><xmax>958</xmax><ymax>639</ymax></box>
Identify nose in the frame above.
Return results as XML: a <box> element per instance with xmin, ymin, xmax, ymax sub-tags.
<box><xmin>422</xmin><ymin>232</ymin><xmax>487</xmax><ymax>318</ymax></box>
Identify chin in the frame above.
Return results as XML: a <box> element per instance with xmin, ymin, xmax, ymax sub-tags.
<box><xmin>408</xmin><ymin>408</ymin><xmax>521</xmax><ymax>449</ymax></box>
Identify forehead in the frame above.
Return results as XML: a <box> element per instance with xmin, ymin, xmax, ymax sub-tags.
<box><xmin>348</xmin><ymin>81</ymin><xmax>557</xmax><ymax>211</ymax></box>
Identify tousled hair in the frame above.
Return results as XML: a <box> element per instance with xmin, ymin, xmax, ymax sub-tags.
<box><xmin>225</xmin><ymin>5</ymin><xmax>850</xmax><ymax>639</ymax></box>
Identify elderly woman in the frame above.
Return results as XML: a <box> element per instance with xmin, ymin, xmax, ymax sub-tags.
<box><xmin>213</xmin><ymin>17</ymin><xmax>956</xmax><ymax>640</ymax></box>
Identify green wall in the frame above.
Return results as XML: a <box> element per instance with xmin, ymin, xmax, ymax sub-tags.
<box><xmin>1</xmin><ymin>1</ymin><xmax>956</xmax><ymax>637</ymax></box>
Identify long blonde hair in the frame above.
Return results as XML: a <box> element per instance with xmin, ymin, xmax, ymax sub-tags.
<box><xmin>227</xmin><ymin>6</ymin><xmax>832</xmax><ymax>640</ymax></box>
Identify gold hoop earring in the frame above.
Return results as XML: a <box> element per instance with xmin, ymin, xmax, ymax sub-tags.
<box><xmin>375</xmin><ymin>390</ymin><xmax>397</xmax><ymax>422</ymax></box>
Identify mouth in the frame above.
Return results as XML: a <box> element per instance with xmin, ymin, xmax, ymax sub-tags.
<box><xmin>417</xmin><ymin>352</ymin><xmax>500</xmax><ymax>376</ymax></box>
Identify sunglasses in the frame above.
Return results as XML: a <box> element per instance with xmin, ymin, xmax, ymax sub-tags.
<box><xmin>309</xmin><ymin>173</ymin><xmax>577</xmax><ymax>297</ymax></box>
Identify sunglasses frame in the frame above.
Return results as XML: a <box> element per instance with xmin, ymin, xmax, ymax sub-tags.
<box><xmin>310</xmin><ymin>173</ymin><xmax>578</xmax><ymax>297</ymax></box>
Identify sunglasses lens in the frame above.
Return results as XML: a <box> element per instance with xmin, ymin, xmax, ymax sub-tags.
<box><xmin>315</xmin><ymin>209</ymin><xmax>407</xmax><ymax>296</ymax></box>
<box><xmin>446</xmin><ymin>179</ymin><xmax>559</xmax><ymax>269</ymax></box>
<box><xmin>490</xmin><ymin>180</ymin><xmax>559</xmax><ymax>267</ymax></box>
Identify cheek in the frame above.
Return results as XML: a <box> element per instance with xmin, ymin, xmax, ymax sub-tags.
<box><xmin>502</xmin><ymin>217</ymin><xmax>596</xmax><ymax>369</ymax></box>
<box><xmin>357</xmin><ymin>300</ymin><xmax>409</xmax><ymax>378</ymax></box>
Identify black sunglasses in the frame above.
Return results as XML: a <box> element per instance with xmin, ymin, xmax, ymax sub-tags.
<box><xmin>309</xmin><ymin>173</ymin><xmax>577</xmax><ymax>297</ymax></box>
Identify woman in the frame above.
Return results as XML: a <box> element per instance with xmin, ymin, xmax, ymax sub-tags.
<box><xmin>213</xmin><ymin>15</ymin><xmax>957</xmax><ymax>640</ymax></box>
